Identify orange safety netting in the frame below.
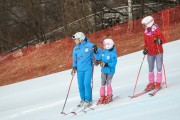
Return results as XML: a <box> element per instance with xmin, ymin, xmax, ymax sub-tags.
<box><xmin>0</xmin><ymin>6</ymin><xmax>180</xmax><ymax>86</ymax></box>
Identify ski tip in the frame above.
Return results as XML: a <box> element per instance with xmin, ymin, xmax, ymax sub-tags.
<box><xmin>71</xmin><ymin>112</ymin><xmax>77</xmax><ymax>115</ymax></box>
<box><xmin>61</xmin><ymin>112</ymin><xmax>67</xmax><ymax>115</ymax></box>
<box><xmin>149</xmin><ymin>93</ymin><xmax>154</xmax><ymax>96</ymax></box>
<box><xmin>129</xmin><ymin>96</ymin><xmax>135</xmax><ymax>98</ymax></box>
<box><xmin>90</xmin><ymin>108</ymin><xmax>95</xmax><ymax>110</ymax></box>
<box><xmin>82</xmin><ymin>110</ymin><xmax>87</xmax><ymax>113</ymax></box>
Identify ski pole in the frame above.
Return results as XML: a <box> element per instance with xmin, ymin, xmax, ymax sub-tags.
<box><xmin>91</xmin><ymin>65</ymin><xmax>94</xmax><ymax>101</ymax></box>
<box><xmin>61</xmin><ymin>74</ymin><xmax>75</xmax><ymax>114</ymax></box>
<box><xmin>92</xmin><ymin>65</ymin><xmax>94</xmax><ymax>89</ymax></box>
<box><xmin>156</xmin><ymin>44</ymin><xmax>167</xmax><ymax>88</ymax></box>
<box><xmin>162</xmin><ymin>62</ymin><xmax>167</xmax><ymax>88</ymax></box>
<box><xmin>132</xmin><ymin>55</ymin><xmax>146</xmax><ymax>96</ymax></box>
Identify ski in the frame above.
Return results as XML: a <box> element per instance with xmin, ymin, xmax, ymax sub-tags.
<box><xmin>105</xmin><ymin>96</ymin><xmax>120</xmax><ymax>105</ymax></box>
<box><xmin>96</xmin><ymin>95</ymin><xmax>120</xmax><ymax>106</ymax></box>
<box><xmin>61</xmin><ymin>106</ymin><xmax>83</xmax><ymax>115</ymax></box>
<box><xmin>86</xmin><ymin>96</ymin><xmax>120</xmax><ymax>111</ymax></box>
<box><xmin>71</xmin><ymin>105</ymin><xmax>94</xmax><ymax>115</ymax></box>
<box><xmin>149</xmin><ymin>82</ymin><xmax>166</xmax><ymax>96</ymax></box>
<box><xmin>62</xmin><ymin>96</ymin><xmax>120</xmax><ymax>115</ymax></box>
<box><xmin>149</xmin><ymin>88</ymin><xmax>161</xmax><ymax>96</ymax></box>
<box><xmin>73</xmin><ymin>96</ymin><xmax>120</xmax><ymax>115</ymax></box>
<box><xmin>69</xmin><ymin>106</ymin><xmax>86</xmax><ymax>115</ymax></box>
<box><xmin>129</xmin><ymin>90</ymin><xmax>151</xmax><ymax>98</ymax></box>
<box><xmin>81</xmin><ymin>107</ymin><xmax>95</xmax><ymax>113</ymax></box>
<box><xmin>67</xmin><ymin>102</ymin><xmax>96</xmax><ymax>115</ymax></box>
<box><xmin>130</xmin><ymin>82</ymin><xmax>166</xmax><ymax>98</ymax></box>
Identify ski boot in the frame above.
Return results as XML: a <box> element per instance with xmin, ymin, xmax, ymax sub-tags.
<box><xmin>103</xmin><ymin>85</ymin><xmax>113</xmax><ymax>104</ymax></box>
<box><xmin>145</xmin><ymin>83</ymin><xmax>155</xmax><ymax>91</ymax></box>
<box><xmin>144</xmin><ymin>72</ymin><xmax>155</xmax><ymax>91</ymax></box>
<box><xmin>77</xmin><ymin>101</ymin><xmax>84</xmax><ymax>107</ymax></box>
<box><xmin>155</xmin><ymin>72</ymin><xmax>162</xmax><ymax>90</ymax></box>
<box><xmin>83</xmin><ymin>101</ymin><xmax>91</xmax><ymax>109</ymax></box>
<box><xmin>155</xmin><ymin>82</ymin><xmax>161</xmax><ymax>90</ymax></box>
<box><xmin>103</xmin><ymin>95</ymin><xmax>112</xmax><ymax>104</ymax></box>
<box><xmin>97</xmin><ymin>86</ymin><xmax>105</xmax><ymax>105</ymax></box>
<box><xmin>97</xmin><ymin>96</ymin><xmax>105</xmax><ymax>105</ymax></box>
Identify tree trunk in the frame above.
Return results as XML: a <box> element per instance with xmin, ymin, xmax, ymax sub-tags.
<box><xmin>128</xmin><ymin>0</ymin><xmax>133</xmax><ymax>33</ymax></box>
<box><xmin>82</xmin><ymin>0</ymin><xmax>89</xmax><ymax>33</ymax></box>
<box><xmin>140</xmin><ymin>0</ymin><xmax>144</xmax><ymax>18</ymax></box>
<box><xmin>128</xmin><ymin>0</ymin><xmax>133</xmax><ymax>22</ymax></box>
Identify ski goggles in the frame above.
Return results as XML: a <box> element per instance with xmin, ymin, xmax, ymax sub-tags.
<box><xmin>72</xmin><ymin>35</ymin><xmax>76</xmax><ymax>39</ymax></box>
<box><xmin>72</xmin><ymin>35</ymin><xmax>80</xmax><ymax>41</ymax></box>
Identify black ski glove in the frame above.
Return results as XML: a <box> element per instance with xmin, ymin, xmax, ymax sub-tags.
<box><xmin>154</xmin><ymin>38</ymin><xmax>162</xmax><ymax>45</ymax></box>
<box><xmin>92</xmin><ymin>45</ymin><xmax>98</xmax><ymax>54</ymax></box>
<box><xmin>100</xmin><ymin>61</ymin><xmax>108</xmax><ymax>67</ymax></box>
<box><xmin>143</xmin><ymin>48</ymin><xmax>148</xmax><ymax>55</ymax></box>
<box><xmin>71</xmin><ymin>67</ymin><xmax>77</xmax><ymax>76</ymax></box>
<box><xmin>93</xmin><ymin>59</ymin><xmax>101</xmax><ymax>66</ymax></box>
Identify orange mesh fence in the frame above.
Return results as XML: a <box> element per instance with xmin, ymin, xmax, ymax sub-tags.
<box><xmin>0</xmin><ymin>6</ymin><xmax>180</xmax><ymax>86</ymax></box>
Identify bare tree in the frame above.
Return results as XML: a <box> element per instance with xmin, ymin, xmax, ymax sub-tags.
<box><xmin>140</xmin><ymin>0</ymin><xmax>145</xmax><ymax>17</ymax></box>
<box><xmin>0</xmin><ymin>0</ymin><xmax>178</xmax><ymax>53</ymax></box>
<box><xmin>128</xmin><ymin>0</ymin><xmax>133</xmax><ymax>22</ymax></box>
<box><xmin>128</xmin><ymin>0</ymin><xmax>133</xmax><ymax>32</ymax></box>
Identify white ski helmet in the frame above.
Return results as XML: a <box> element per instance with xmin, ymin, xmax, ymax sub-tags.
<box><xmin>141</xmin><ymin>16</ymin><xmax>154</xmax><ymax>28</ymax></box>
<box><xmin>103</xmin><ymin>39</ymin><xmax>114</xmax><ymax>49</ymax></box>
<box><xmin>72</xmin><ymin>32</ymin><xmax>85</xmax><ymax>42</ymax></box>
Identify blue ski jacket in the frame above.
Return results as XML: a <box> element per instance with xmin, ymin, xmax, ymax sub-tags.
<box><xmin>94</xmin><ymin>47</ymin><xmax>117</xmax><ymax>74</ymax></box>
<box><xmin>72</xmin><ymin>37</ymin><xmax>94</xmax><ymax>71</ymax></box>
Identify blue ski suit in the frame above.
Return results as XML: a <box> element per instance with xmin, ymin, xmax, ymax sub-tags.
<box><xmin>72</xmin><ymin>38</ymin><xmax>94</xmax><ymax>102</ymax></box>
<box><xmin>94</xmin><ymin>47</ymin><xmax>117</xmax><ymax>74</ymax></box>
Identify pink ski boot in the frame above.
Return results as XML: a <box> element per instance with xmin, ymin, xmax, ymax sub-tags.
<box><xmin>97</xmin><ymin>86</ymin><xmax>105</xmax><ymax>105</ymax></box>
<box><xmin>155</xmin><ymin>72</ymin><xmax>162</xmax><ymax>90</ymax></box>
<box><xmin>103</xmin><ymin>85</ymin><xmax>113</xmax><ymax>104</ymax></box>
<box><xmin>145</xmin><ymin>72</ymin><xmax>155</xmax><ymax>91</ymax></box>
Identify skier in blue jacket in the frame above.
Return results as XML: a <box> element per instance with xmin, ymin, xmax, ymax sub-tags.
<box><xmin>93</xmin><ymin>39</ymin><xmax>117</xmax><ymax>104</ymax></box>
<box><xmin>71</xmin><ymin>32</ymin><xmax>96</xmax><ymax>108</ymax></box>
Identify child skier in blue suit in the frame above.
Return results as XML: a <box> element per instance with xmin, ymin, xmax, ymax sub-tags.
<box><xmin>71</xmin><ymin>32</ymin><xmax>96</xmax><ymax>108</ymax></box>
<box><xmin>93</xmin><ymin>39</ymin><xmax>117</xmax><ymax>104</ymax></box>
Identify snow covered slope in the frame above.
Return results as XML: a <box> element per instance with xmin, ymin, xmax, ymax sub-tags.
<box><xmin>0</xmin><ymin>40</ymin><xmax>180</xmax><ymax>120</ymax></box>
